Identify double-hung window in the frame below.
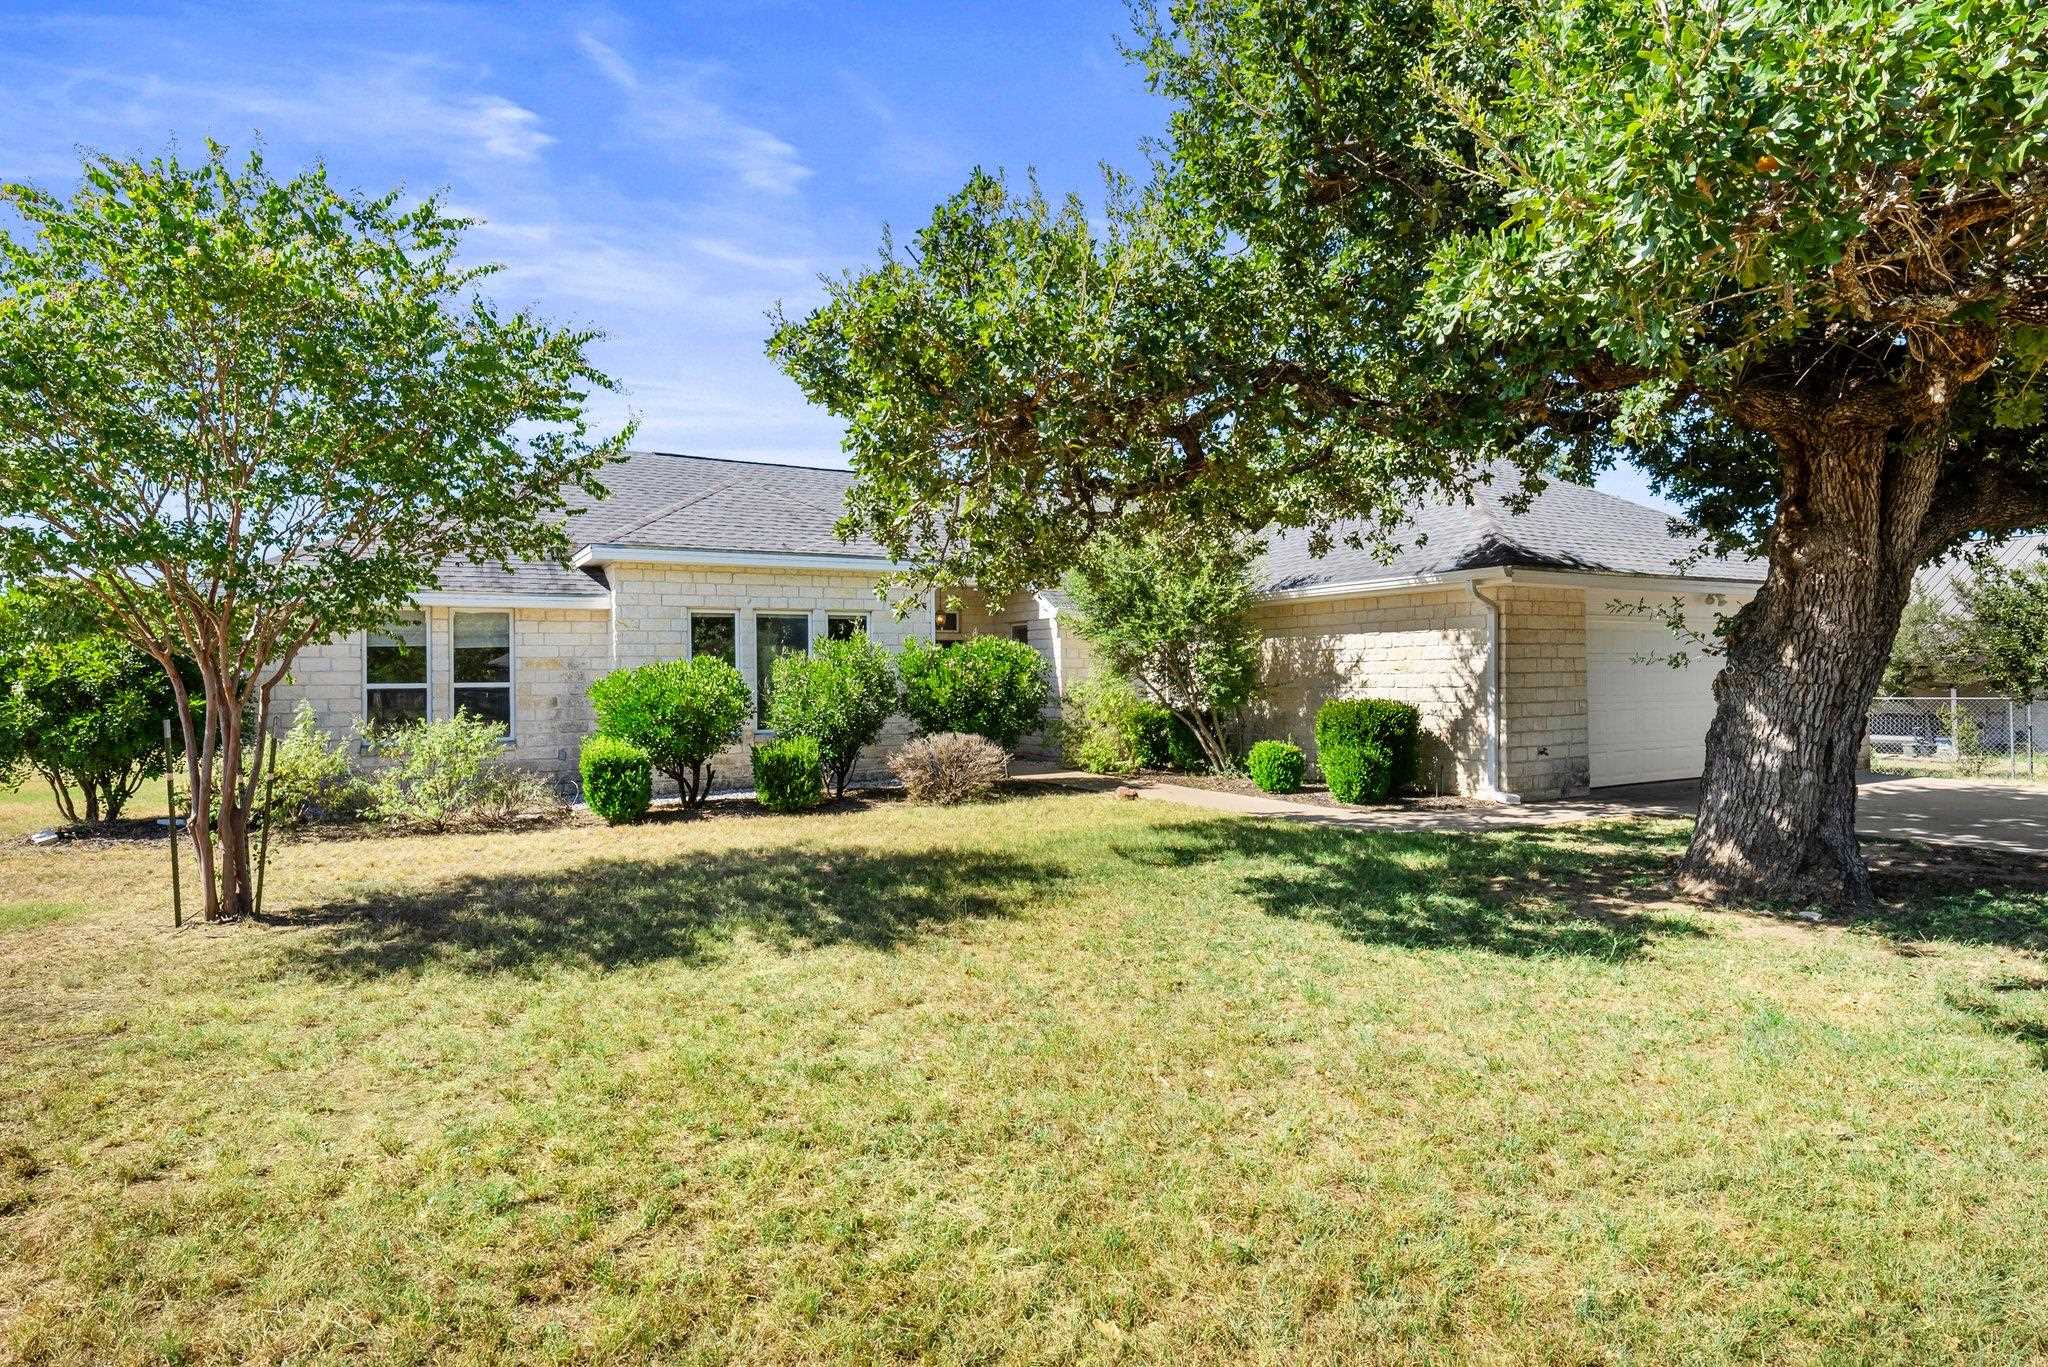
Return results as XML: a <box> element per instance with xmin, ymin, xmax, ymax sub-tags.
<box><xmin>827</xmin><ymin>613</ymin><xmax>868</xmax><ymax>641</ymax></box>
<box><xmin>365</xmin><ymin>612</ymin><xmax>428</xmax><ymax>731</ymax></box>
<box><xmin>452</xmin><ymin>611</ymin><xmax>514</xmax><ymax>735</ymax></box>
<box><xmin>755</xmin><ymin>613</ymin><xmax>811</xmax><ymax>726</ymax></box>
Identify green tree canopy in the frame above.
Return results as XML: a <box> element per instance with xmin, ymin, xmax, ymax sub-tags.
<box><xmin>0</xmin><ymin>585</ymin><xmax>179</xmax><ymax>824</ymax></box>
<box><xmin>0</xmin><ymin>145</ymin><xmax>627</xmax><ymax>919</ymax></box>
<box><xmin>771</xmin><ymin>1</ymin><xmax>2048</xmax><ymax>902</ymax></box>
<box><xmin>1962</xmin><ymin>561</ymin><xmax>2048</xmax><ymax>701</ymax></box>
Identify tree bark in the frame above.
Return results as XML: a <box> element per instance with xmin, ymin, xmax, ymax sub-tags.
<box><xmin>1681</xmin><ymin>419</ymin><xmax>1935</xmax><ymax>904</ymax></box>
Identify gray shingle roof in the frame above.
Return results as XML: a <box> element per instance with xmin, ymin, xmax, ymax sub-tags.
<box><xmin>426</xmin><ymin>557</ymin><xmax>609</xmax><ymax>600</ymax></box>
<box><xmin>426</xmin><ymin>453</ymin><xmax>1761</xmax><ymax>604</ymax></box>
<box><xmin>1258</xmin><ymin>472</ymin><xmax>1764</xmax><ymax>594</ymax></box>
<box><xmin>566</xmin><ymin>451</ymin><xmax>887</xmax><ymax>559</ymax></box>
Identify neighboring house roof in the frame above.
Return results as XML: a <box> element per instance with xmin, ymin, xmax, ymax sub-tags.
<box><xmin>1913</xmin><ymin>533</ymin><xmax>2048</xmax><ymax>612</ymax></box>
<box><xmin>1258</xmin><ymin>472</ymin><xmax>1764</xmax><ymax>596</ymax></box>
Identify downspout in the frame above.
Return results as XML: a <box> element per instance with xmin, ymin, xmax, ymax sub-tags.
<box><xmin>1466</xmin><ymin>578</ymin><xmax>1521</xmax><ymax>804</ymax></box>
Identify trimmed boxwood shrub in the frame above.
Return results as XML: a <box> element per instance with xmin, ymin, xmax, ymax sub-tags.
<box><xmin>580</xmin><ymin>734</ymin><xmax>652</xmax><ymax>825</ymax></box>
<box><xmin>1315</xmin><ymin>699</ymin><xmax>1421</xmax><ymax>803</ymax></box>
<box><xmin>765</xmin><ymin>634</ymin><xmax>897</xmax><ymax>798</ymax></box>
<box><xmin>751</xmin><ymin>735</ymin><xmax>824</xmax><ymax>812</ymax></box>
<box><xmin>897</xmin><ymin>636</ymin><xmax>1051</xmax><ymax>750</ymax></box>
<box><xmin>1247</xmin><ymin>739</ymin><xmax>1306</xmax><ymax>794</ymax></box>
<box><xmin>588</xmin><ymin>656</ymin><xmax>750</xmax><ymax>813</ymax></box>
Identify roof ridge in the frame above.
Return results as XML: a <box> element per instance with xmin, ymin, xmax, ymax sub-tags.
<box><xmin>622</xmin><ymin>449</ymin><xmax>855</xmax><ymax>475</ymax></box>
<box><xmin>600</xmin><ymin>477</ymin><xmax>747</xmax><ymax>544</ymax></box>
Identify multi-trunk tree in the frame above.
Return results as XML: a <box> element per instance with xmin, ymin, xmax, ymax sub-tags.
<box><xmin>772</xmin><ymin>0</ymin><xmax>2048</xmax><ymax>903</ymax></box>
<box><xmin>0</xmin><ymin>146</ymin><xmax>626</xmax><ymax>920</ymax></box>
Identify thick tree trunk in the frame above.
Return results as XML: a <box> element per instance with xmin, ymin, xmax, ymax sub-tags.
<box><xmin>1681</xmin><ymin>422</ymin><xmax>1934</xmax><ymax>904</ymax></box>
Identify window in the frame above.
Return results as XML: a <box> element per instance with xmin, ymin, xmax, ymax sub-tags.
<box><xmin>755</xmin><ymin>614</ymin><xmax>810</xmax><ymax>726</ymax></box>
<box><xmin>827</xmin><ymin>613</ymin><xmax>868</xmax><ymax>642</ymax></box>
<box><xmin>691</xmin><ymin>612</ymin><xmax>736</xmax><ymax>666</ymax></box>
<box><xmin>1010</xmin><ymin>623</ymin><xmax>1032</xmax><ymax>645</ymax></box>
<box><xmin>365</xmin><ymin>612</ymin><xmax>428</xmax><ymax>731</ymax></box>
<box><xmin>452</xmin><ymin>611</ymin><xmax>513</xmax><ymax>734</ymax></box>
<box><xmin>934</xmin><ymin>608</ymin><xmax>960</xmax><ymax>635</ymax></box>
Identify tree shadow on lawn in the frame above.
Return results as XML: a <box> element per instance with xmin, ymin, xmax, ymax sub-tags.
<box><xmin>1858</xmin><ymin>840</ymin><xmax>2048</xmax><ymax>955</ymax></box>
<box><xmin>285</xmin><ymin>844</ymin><xmax>1068</xmax><ymax>980</ymax></box>
<box><xmin>1121</xmin><ymin>818</ymin><xmax>1708</xmax><ymax>961</ymax></box>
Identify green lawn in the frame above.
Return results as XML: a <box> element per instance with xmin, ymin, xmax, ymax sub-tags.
<box><xmin>4</xmin><ymin>787</ymin><xmax>2048</xmax><ymax>1362</ymax></box>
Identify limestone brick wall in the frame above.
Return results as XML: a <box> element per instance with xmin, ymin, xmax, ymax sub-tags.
<box><xmin>608</xmin><ymin>563</ymin><xmax>932</xmax><ymax>790</ymax></box>
<box><xmin>1245</xmin><ymin>588</ymin><xmax>1490</xmax><ymax>794</ymax></box>
<box><xmin>1497</xmin><ymin>585</ymin><xmax>1589</xmax><ymax>799</ymax></box>
<box><xmin>270</xmin><ymin>636</ymin><xmax>363</xmax><ymax>743</ymax></box>
<box><xmin>269</xmin><ymin>605</ymin><xmax>612</xmax><ymax>778</ymax></box>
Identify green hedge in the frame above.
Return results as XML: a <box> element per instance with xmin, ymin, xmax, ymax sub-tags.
<box><xmin>1132</xmin><ymin>703</ymin><xmax>1207</xmax><ymax>772</ymax></box>
<box><xmin>751</xmin><ymin>735</ymin><xmax>824</xmax><ymax>812</ymax></box>
<box><xmin>1314</xmin><ymin>699</ymin><xmax>1420</xmax><ymax>803</ymax></box>
<box><xmin>580</xmin><ymin>735</ymin><xmax>653</xmax><ymax>825</ymax></box>
<box><xmin>1247</xmin><ymin>739</ymin><xmax>1306</xmax><ymax>794</ymax></box>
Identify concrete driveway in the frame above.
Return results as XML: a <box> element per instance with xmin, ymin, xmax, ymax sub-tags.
<box><xmin>1597</xmin><ymin>775</ymin><xmax>2048</xmax><ymax>857</ymax></box>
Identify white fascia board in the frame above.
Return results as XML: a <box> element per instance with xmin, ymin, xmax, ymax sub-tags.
<box><xmin>413</xmin><ymin>591</ymin><xmax>611</xmax><ymax>610</ymax></box>
<box><xmin>1256</xmin><ymin>568</ymin><xmax>1495</xmax><ymax>603</ymax></box>
<box><xmin>1256</xmin><ymin>565</ymin><xmax>1764</xmax><ymax>604</ymax></box>
<box><xmin>572</xmin><ymin>544</ymin><xmax>904</xmax><ymax>573</ymax></box>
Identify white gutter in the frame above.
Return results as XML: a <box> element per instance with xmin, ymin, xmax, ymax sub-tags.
<box><xmin>1259</xmin><ymin>564</ymin><xmax>1760</xmax><ymax>605</ymax></box>
<box><xmin>1465</xmin><ymin>578</ymin><xmax>1521</xmax><ymax>804</ymax></box>
<box><xmin>1259</xmin><ymin>567</ymin><xmax>1492</xmax><ymax>604</ymax></box>
<box><xmin>573</xmin><ymin>544</ymin><xmax>905</xmax><ymax>573</ymax></box>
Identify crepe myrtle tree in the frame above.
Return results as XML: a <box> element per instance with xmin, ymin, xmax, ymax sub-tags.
<box><xmin>0</xmin><ymin>145</ymin><xmax>628</xmax><ymax>921</ymax></box>
<box><xmin>1061</xmin><ymin>527</ymin><xmax>1261</xmax><ymax>771</ymax></box>
<box><xmin>771</xmin><ymin>1</ymin><xmax>2048</xmax><ymax>903</ymax></box>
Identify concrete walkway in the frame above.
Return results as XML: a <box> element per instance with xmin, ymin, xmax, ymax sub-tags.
<box><xmin>1038</xmin><ymin>768</ymin><xmax>2048</xmax><ymax>856</ymax></box>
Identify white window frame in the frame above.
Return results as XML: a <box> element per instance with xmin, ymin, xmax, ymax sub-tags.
<box><xmin>363</xmin><ymin>610</ymin><xmax>430</xmax><ymax>734</ymax></box>
<box><xmin>934</xmin><ymin>607</ymin><xmax>961</xmax><ymax>636</ymax></box>
<box><xmin>451</xmin><ymin>609</ymin><xmax>516</xmax><ymax>741</ymax></box>
<box><xmin>827</xmin><ymin>611</ymin><xmax>870</xmax><ymax>642</ymax></box>
<box><xmin>688</xmin><ymin>610</ymin><xmax>738</xmax><ymax>665</ymax></box>
<box><xmin>753</xmin><ymin>611</ymin><xmax>814</xmax><ymax>730</ymax></box>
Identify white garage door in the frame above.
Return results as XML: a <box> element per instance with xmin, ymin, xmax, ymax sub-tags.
<box><xmin>1586</xmin><ymin>601</ymin><xmax>1724</xmax><ymax>787</ymax></box>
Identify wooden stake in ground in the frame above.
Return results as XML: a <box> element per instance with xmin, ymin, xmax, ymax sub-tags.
<box><xmin>254</xmin><ymin>733</ymin><xmax>278</xmax><ymax>920</ymax></box>
<box><xmin>164</xmin><ymin>717</ymin><xmax>181</xmax><ymax>929</ymax></box>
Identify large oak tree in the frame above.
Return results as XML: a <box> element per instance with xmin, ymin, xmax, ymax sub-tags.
<box><xmin>771</xmin><ymin>0</ymin><xmax>2048</xmax><ymax>902</ymax></box>
<box><xmin>0</xmin><ymin>146</ymin><xmax>627</xmax><ymax>921</ymax></box>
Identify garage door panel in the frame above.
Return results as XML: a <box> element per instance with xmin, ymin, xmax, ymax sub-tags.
<box><xmin>1587</xmin><ymin>605</ymin><xmax>1723</xmax><ymax>787</ymax></box>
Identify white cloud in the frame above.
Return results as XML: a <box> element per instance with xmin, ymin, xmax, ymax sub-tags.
<box><xmin>575</xmin><ymin>33</ymin><xmax>638</xmax><ymax>94</ymax></box>
<box><xmin>446</xmin><ymin>94</ymin><xmax>553</xmax><ymax>161</ymax></box>
<box><xmin>686</xmin><ymin>236</ymin><xmax>813</xmax><ymax>276</ymax></box>
<box><xmin>19</xmin><ymin>56</ymin><xmax>552</xmax><ymax>165</ymax></box>
<box><xmin>574</xmin><ymin>30</ymin><xmax>810</xmax><ymax>196</ymax></box>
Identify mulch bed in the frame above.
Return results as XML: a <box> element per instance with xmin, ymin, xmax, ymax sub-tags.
<box><xmin>1149</xmin><ymin>772</ymin><xmax>1493</xmax><ymax>813</ymax></box>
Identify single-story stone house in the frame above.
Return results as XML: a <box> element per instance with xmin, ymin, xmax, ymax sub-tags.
<box><xmin>273</xmin><ymin>451</ymin><xmax>1763</xmax><ymax>800</ymax></box>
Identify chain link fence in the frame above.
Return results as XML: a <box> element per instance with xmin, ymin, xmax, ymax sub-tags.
<box><xmin>1866</xmin><ymin>694</ymin><xmax>2042</xmax><ymax>780</ymax></box>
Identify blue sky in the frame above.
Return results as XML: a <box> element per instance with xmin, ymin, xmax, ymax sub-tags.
<box><xmin>0</xmin><ymin>0</ymin><xmax>1671</xmax><ymax>511</ymax></box>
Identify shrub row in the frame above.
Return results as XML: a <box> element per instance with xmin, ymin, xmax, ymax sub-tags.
<box><xmin>581</xmin><ymin>631</ymin><xmax>1051</xmax><ymax>821</ymax></box>
<box><xmin>257</xmin><ymin>702</ymin><xmax>563</xmax><ymax>831</ymax></box>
